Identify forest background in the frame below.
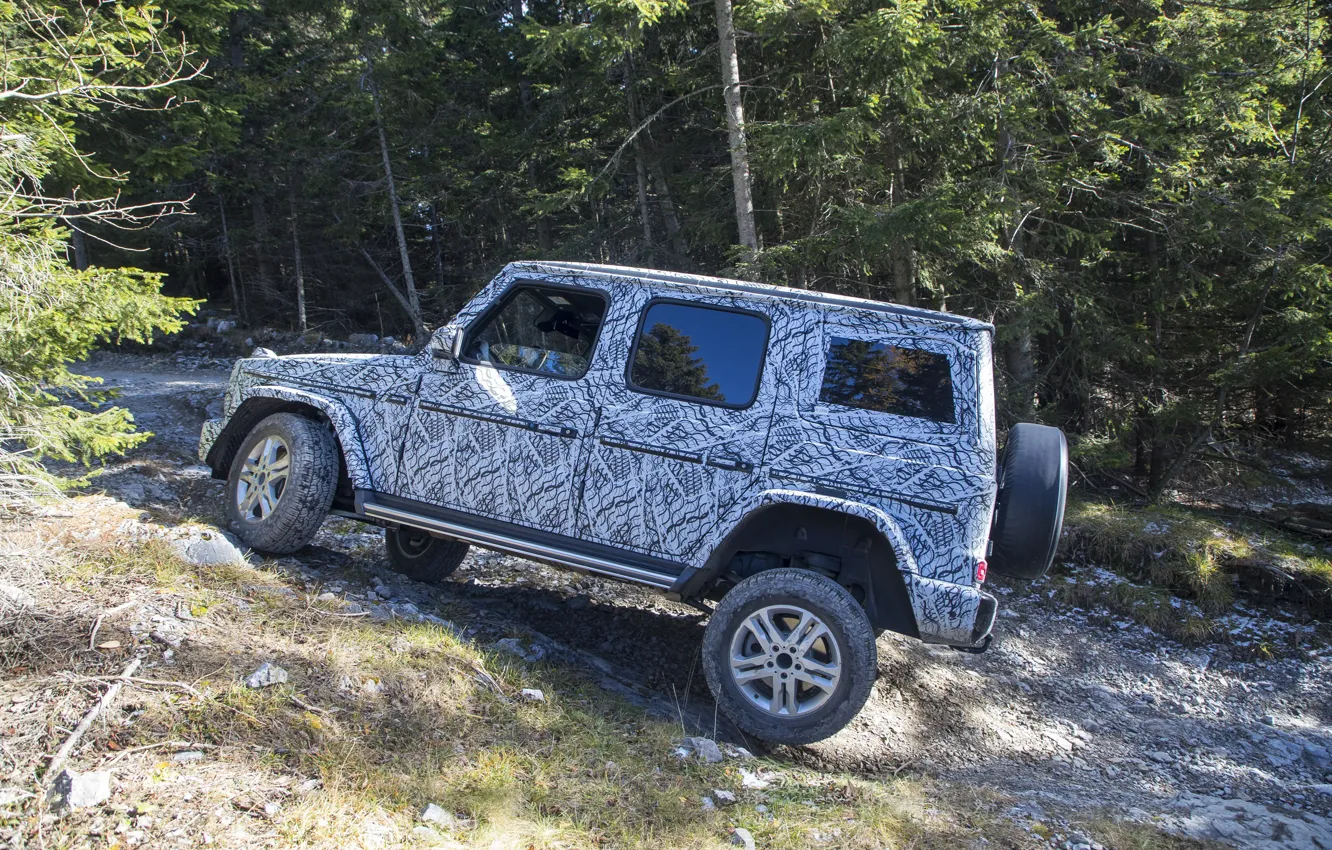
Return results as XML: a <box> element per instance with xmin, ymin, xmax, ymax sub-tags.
<box><xmin>2</xmin><ymin>0</ymin><xmax>1331</xmax><ymax>500</ymax></box>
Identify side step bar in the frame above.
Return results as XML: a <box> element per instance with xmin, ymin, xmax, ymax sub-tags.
<box><xmin>362</xmin><ymin>501</ymin><xmax>678</xmax><ymax>589</ymax></box>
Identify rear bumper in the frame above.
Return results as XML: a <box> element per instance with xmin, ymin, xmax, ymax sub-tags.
<box><xmin>903</xmin><ymin>573</ymin><xmax>998</xmax><ymax>647</ymax></box>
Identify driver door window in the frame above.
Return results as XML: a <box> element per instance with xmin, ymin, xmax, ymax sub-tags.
<box><xmin>463</xmin><ymin>285</ymin><xmax>607</xmax><ymax>379</ymax></box>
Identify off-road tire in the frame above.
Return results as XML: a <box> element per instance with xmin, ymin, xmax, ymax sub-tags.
<box><xmin>702</xmin><ymin>569</ymin><xmax>877</xmax><ymax>745</ymax></box>
<box><xmin>225</xmin><ymin>413</ymin><xmax>339</xmax><ymax>555</ymax></box>
<box><xmin>989</xmin><ymin>422</ymin><xmax>1068</xmax><ymax>580</ymax></box>
<box><xmin>385</xmin><ymin>527</ymin><xmax>470</xmax><ymax>584</ymax></box>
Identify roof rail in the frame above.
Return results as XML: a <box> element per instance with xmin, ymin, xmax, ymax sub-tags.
<box><xmin>507</xmin><ymin>261</ymin><xmax>993</xmax><ymax>331</ymax></box>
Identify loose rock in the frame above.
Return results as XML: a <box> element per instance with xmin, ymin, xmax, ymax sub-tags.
<box><xmin>679</xmin><ymin>736</ymin><xmax>724</xmax><ymax>764</ymax></box>
<box><xmin>730</xmin><ymin>827</ymin><xmax>756</xmax><ymax>849</ymax></box>
<box><xmin>171</xmin><ymin>530</ymin><xmax>247</xmax><ymax>567</ymax></box>
<box><xmin>420</xmin><ymin>803</ymin><xmax>455</xmax><ymax>827</ymax></box>
<box><xmin>46</xmin><ymin>769</ymin><xmax>111</xmax><ymax>812</ymax></box>
<box><xmin>245</xmin><ymin>662</ymin><xmax>289</xmax><ymax>689</ymax></box>
<box><xmin>0</xmin><ymin>581</ymin><xmax>35</xmax><ymax>610</ymax></box>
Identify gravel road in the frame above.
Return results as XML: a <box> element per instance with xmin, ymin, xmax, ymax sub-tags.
<box><xmin>72</xmin><ymin>352</ymin><xmax>1332</xmax><ymax>849</ymax></box>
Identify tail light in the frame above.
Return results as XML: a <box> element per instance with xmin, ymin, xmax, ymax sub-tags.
<box><xmin>976</xmin><ymin>559</ymin><xmax>988</xmax><ymax>583</ymax></box>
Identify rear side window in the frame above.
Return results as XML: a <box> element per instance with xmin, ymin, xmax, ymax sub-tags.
<box><xmin>629</xmin><ymin>301</ymin><xmax>768</xmax><ymax>407</ymax></box>
<box><xmin>819</xmin><ymin>337</ymin><xmax>956</xmax><ymax>423</ymax></box>
<box><xmin>464</xmin><ymin>284</ymin><xmax>607</xmax><ymax>379</ymax></box>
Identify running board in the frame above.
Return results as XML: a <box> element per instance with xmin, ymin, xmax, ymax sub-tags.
<box><xmin>361</xmin><ymin>501</ymin><xmax>678</xmax><ymax>589</ymax></box>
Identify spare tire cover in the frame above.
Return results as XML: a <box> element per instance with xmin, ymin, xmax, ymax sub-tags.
<box><xmin>989</xmin><ymin>422</ymin><xmax>1068</xmax><ymax>580</ymax></box>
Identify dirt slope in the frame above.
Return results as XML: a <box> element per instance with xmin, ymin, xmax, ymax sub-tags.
<box><xmin>58</xmin><ymin>353</ymin><xmax>1332</xmax><ymax>848</ymax></box>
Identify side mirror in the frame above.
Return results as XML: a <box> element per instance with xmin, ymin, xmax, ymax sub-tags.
<box><xmin>429</xmin><ymin>327</ymin><xmax>463</xmax><ymax>363</ymax></box>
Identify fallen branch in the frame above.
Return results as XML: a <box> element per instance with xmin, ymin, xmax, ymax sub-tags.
<box><xmin>44</xmin><ymin>658</ymin><xmax>142</xmax><ymax>784</ymax></box>
<box><xmin>89</xmin><ymin>601</ymin><xmax>138</xmax><ymax>650</ymax></box>
<box><xmin>290</xmin><ymin>695</ymin><xmax>338</xmax><ymax>716</ymax></box>
<box><xmin>105</xmin><ymin>740</ymin><xmax>217</xmax><ymax>766</ymax></box>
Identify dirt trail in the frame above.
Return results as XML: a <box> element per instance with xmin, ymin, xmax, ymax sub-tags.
<box><xmin>72</xmin><ymin>353</ymin><xmax>1332</xmax><ymax>848</ymax></box>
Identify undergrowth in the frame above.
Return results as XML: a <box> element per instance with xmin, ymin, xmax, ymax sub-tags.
<box><xmin>0</xmin><ymin>524</ymin><xmax>1212</xmax><ymax>849</ymax></box>
<box><xmin>1061</xmin><ymin>498</ymin><xmax>1332</xmax><ymax>616</ymax></box>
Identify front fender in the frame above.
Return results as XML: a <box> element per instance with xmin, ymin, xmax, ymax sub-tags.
<box><xmin>207</xmin><ymin>386</ymin><xmax>374</xmax><ymax>490</ymax></box>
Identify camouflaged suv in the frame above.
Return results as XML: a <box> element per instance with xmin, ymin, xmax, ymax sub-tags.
<box><xmin>201</xmin><ymin>262</ymin><xmax>1068</xmax><ymax>743</ymax></box>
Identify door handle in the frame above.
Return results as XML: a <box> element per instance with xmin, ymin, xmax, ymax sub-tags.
<box><xmin>705</xmin><ymin>455</ymin><xmax>754</xmax><ymax>473</ymax></box>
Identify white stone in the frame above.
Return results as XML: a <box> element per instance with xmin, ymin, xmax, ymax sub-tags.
<box><xmin>419</xmin><ymin>803</ymin><xmax>455</xmax><ymax>827</ymax></box>
<box><xmin>0</xmin><ymin>582</ymin><xmax>35</xmax><ymax>610</ymax></box>
<box><xmin>730</xmin><ymin>827</ymin><xmax>756</xmax><ymax>849</ymax></box>
<box><xmin>520</xmin><ymin>688</ymin><xmax>545</xmax><ymax>702</ymax></box>
<box><xmin>245</xmin><ymin>662</ymin><xmax>288</xmax><ymax>688</ymax></box>
<box><xmin>47</xmin><ymin>769</ymin><xmax>111</xmax><ymax>812</ymax></box>
<box><xmin>171</xmin><ymin>531</ymin><xmax>247</xmax><ymax>567</ymax></box>
<box><xmin>681</xmin><ymin>736</ymin><xmax>724</xmax><ymax>764</ymax></box>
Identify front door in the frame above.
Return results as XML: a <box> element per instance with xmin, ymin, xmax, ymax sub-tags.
<box><xmin>577</xmin><ymin>293</ymin><xmax>778</xmax><ymax>564</ymax></box>
<box><xmin>398</xmin><ymin>280</ymin><xmax>609</xmax><ymax>536</ymax></box>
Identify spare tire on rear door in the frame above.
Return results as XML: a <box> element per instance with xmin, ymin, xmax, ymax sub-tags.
<box><xmin>988</xmin><ymin>422</ymin><xmax>1068</xmax><ymax>580</ymax></box>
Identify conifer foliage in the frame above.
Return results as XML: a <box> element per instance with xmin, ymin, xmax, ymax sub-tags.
<box><xmin>0</xmin><ymin>1</ymin><xmax>199</xmax><ymax>496</ymax></box>
<box><xmin>7</xmin><ymin>0</ymin><xmax>1332</xmax><ymax>494</ymax></box>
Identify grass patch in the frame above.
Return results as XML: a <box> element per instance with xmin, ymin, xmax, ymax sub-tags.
<box><xmin>1060</xmin><ymin>497</ymin><xmax>1332</xmax><ymax>619</ymax></box>
<box><xmin>0</xmin><ymin>522</ymin><xmax>1203</xmax><ymax>849</ymax></box>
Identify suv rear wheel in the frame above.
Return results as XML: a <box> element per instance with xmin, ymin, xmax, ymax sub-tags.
<box><xmin>702</xmin><ymin>569</ymin><xmax>877</xmax><ymax>745</ymax></box>
<box><xmin>225</xmin><ymin>413</ymin><xmax>339</xmax><ymax>554</ymax></box>
<box><xmin>385</xmin><ymin>527</ymin><xmax>470</xmax><ymax>584</ymax></box>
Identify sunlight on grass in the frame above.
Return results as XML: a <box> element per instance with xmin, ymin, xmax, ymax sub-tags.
<box><xmin>16</xmin><ymin>536</ymin><xmax>1203</xmax><ymax>849</ymax></box>
<box><xmin>1061</xmin><ymin>497</ymin><xmax>1332</xmax><ymax>619</ymax></box>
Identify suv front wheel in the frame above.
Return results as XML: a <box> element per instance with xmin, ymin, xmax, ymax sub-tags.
<box><xmin>702</xmin><ymin>569</ymin><xmax>877</xmax><ymax>745</ymax></box>
<box><xmin>225</xmin><ymin>413</ymin><xmax>339</xmax><ymax>554</ymax></box>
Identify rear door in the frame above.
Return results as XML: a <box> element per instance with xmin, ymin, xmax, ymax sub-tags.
<box><xmin>576</xmin><ymin>291</ymin><xmax>778</xmax><ymax>564</ymax></box>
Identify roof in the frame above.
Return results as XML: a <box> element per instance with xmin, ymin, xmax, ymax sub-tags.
<box><xmin>507</xmin><ymin>261</ymin><xmax>993</xmax><ymax>332</ymax></box>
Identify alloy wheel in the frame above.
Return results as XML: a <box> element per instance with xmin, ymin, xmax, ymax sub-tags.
<box><xmin>728</xmin><ymin>604</ymin><xmax>842</xmax><ymax>717</ymax></box>
<box><xmin>236</xmin><ymin>435</ymin><xmax>290</xmax><ymax>522</ymax></box>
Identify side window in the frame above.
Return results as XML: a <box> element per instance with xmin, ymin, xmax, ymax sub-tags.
<box><xmin>628</xmin><ymin>301</ymin><xmax>768</xmax><ymax>407</ymax></box>
<box><xmin>819</xmin><ymin>337</ymin><xmax>956</xmax><ymax>424</ymax></box>
<box><xmin>464</xmin><ymin>283</ymin><xmax>607</xmax><ymax>379</ymax></box>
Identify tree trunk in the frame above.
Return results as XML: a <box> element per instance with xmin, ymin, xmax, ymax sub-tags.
<box><xmin>69</xmin><ymin>225</ymin><xmax>89</xmax><ymax>270</ymax></box>
<box><xmin>648</xmin><ymin>160</ymin><xmax>687</xmax><ymax>260</ymax></box>
<box><xmin>430</xmin><ymin>203</ymin><xmax>446</xmax><ymax>293</ymax></box>
<box><xmin>218</xmin><ymin>195</ymin><xmax>245</xmax><ymax>320</ymax></box>
<box><xmin>247</xmin><ymin>165</ymin><xmax>276</xmax><ymax>304</ymax></box>
<box><xmin>360</xmin><ymin>247</ymin><xmax>422</xmax><ymax>331</ymax></box>
<box><xmin>623</xmin><ymin>53</ymin><xmax>654</xmax><ymax>256</ymax></box>
<box><xmin>365</xmin><ymin>53</ymin><xmax>425</xmax><ymax>339</ymax></box>
<box><xmin>995</xmin><ymin>53</ymin><xmax>1034</xmax><ymax>420</ymax></box>
<box><xmin>887</xmin><ymin>145</ymin><xmax>913</xmax><ymax>305</ymax></box>
<box><xmin>289</xmin><ymin>192</ymin><xmax>307</xmax><ymax>334</ymax></box>
<box><xmin>713</xmin><ymin>0</ymin><xmax>758</xmax><ymax>253</ymax></box>
<box><xmin>510</xmin><ymin>0</ymin><xmax>552</xmax><ymax>255</ymax></box>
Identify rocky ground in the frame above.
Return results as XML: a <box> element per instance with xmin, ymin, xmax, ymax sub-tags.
<box><xmin>13</xmin><ymin>351</ymin><xmax>1332</xmax><ymax>848</ymax></box>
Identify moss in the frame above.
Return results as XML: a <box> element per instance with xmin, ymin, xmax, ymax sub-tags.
<box><xmin>1060</xmin><ymin>498</ymin><xmax>1332</xmax><ymax>618</ymax></box>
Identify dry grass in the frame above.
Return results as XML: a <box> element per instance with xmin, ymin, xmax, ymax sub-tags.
<box><xmin>1060</xmin><ymin>498</ymin><xmax>1332</xmax><ymax>622</ymax></box>
<box><xmin>0</xmin><ymin>499</ymin><xmax>1203</xmax><ymax>849</ymax></box>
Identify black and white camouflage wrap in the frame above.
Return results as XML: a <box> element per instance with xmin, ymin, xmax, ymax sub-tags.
<box><xmin>200</xmin><ymin>262</ymin><xmax>998</xmax><ymax>645</ymax></box>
